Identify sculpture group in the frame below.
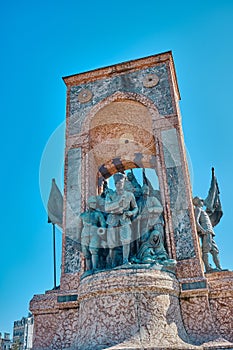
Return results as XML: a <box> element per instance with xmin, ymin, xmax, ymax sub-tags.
<box><xmin>76</xmin><ymin>170</ymin><xmax>174</xmax><ymax>274</ymax></box>
<box><xmin>76</xmin><ymin>167</ymin><xmax>224</xmax><ymax>275</ymax></box>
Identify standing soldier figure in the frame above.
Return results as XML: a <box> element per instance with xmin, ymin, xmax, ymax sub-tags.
<box><xmin>193</xmin><ymin>196</ymin><xmax>222</xmax><ymax>273</ymax></box>
<box><xmin>77</xmin><ymin>196</ymin><xmax>106</xmax><ymax>272</ymax></box>
<box><xmin>138</xmin><ymin>184</ymin><xmax>164</xmax><ymax>243</ymax></box>
<box><xmin>105</xmin><ymin>173</ymin><xmax>138</xmax><ymax>267</ymax></box>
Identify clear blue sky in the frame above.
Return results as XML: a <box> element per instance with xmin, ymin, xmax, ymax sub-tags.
<box><xmin>1</xmin><ymin>0</ymin><xmax>233</xmax><ymax>335</ymax></box>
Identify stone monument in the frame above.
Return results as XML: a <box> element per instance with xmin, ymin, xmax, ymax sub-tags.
<box><xmin>30</xmin><ymin>51</ymin><xmax>233</xmax><ymax>350</ymax></box>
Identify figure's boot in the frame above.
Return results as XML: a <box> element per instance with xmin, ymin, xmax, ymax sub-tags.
<box><xmin>202</xmin><ymin>253</ymin><xmax>213</xmax><ymax>273</ymax></box>
<box><xmin>107</xmin><ymin>248</ymin><xmax>114</xmax><ymax>268</ymax></box>
<box><xmin>92</xmin><ymin>254</ymin><xmax>99</xmax><ymax>270</ymax></box>
<box><xmin>122</xmin><ymin>244</ymin><xmax>130</xmax><ymax>265</ymax></box>
<box><xmin>85</xmin><ymin>258</ymin><xmax>92</xmax><ymax>271</ymax></box>
<box><xmin>212</xmin><ymin>253</ymin><xmax>222</xmax><ymax>270</ymax></box>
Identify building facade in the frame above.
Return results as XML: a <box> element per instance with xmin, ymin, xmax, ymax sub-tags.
<box><xmin>12</xmin><ymin>315</ymin><xmax>33</xmax><ymax>350</ymax></box>
<box><xmin>0</xmin><ymin>333</ymin><xmax>11</xmax><ymax>350</ymax></box>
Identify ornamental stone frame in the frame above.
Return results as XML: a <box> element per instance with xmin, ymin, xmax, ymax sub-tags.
<box><xmin>61</xmin><ymin>55</ymin><xmax>203</xmax><ymax>280</ymax></box>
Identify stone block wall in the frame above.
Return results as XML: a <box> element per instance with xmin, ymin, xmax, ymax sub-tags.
<box><xmin>30</xmin><ymin>269</ymin><xmax>233</xmax><ymax>349</ymax></box>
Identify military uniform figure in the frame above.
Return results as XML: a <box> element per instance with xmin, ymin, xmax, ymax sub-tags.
<box><xmin>105</xmin><ymin>173</ymin><xmax>138</xmax><ymax>266</ymax></box>
<box><xmin>77</xmin><ymin>196</ymin><xmax>106</xmax><ymax>271</ymax></box>
<box><xmin>193</xmin><ymin>196</ymin><xmax>222</xmax><ymax>273</ymax></box>
<box><xmin>124</xmin><ymin>170</ymin><xmax>142</xmax><ymax>203</ymax></box>
<box><xmin>138</xmin><ymin>184</ymin><xmax>164</xmax><ymax>242</ymax></box>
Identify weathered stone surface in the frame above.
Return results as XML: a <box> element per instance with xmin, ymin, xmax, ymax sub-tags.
<box><xmin>172</xmin><ymin>208</ymin><xmax>195</xmax><ymax>260</ymax></box>
<box><xmin>32</xmin><ymin>309</ymin><xmax>79</xmax><ymax>350</ymax></box>
<box><xmin>64</xmin><ymin>148</ymin><xmax>82</xmax><ymax>273</ymax></box>
<box><xmin>179</xmin><ymin>271</ymin><xmax>233</xmax><ymax>346</ymax></box>
<box><xmin>207</xmin><ymin>271</ymin><xmax>233</xmax><ymax>343</ymax></box>
<box><xmin>75</xmin><ymin>269</ymin><xmax>198</xmax><ymax>350</ymax></box>
<box><xmin>68</xmin><ymin>64</ymin><xmax>174</xmax><ymax>136</ymax></box>
<box><xmin>30</xmin><ymin>269</ymin><xmax>233</xmax><ymax>349</ymax></box>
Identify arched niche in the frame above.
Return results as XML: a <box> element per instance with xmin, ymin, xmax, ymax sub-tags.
<box><xmin>84</xmin><ymin>95</ymin><xmax>160</xmax><ymax>197</ymax></box>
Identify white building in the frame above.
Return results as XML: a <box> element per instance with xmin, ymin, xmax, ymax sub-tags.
<box><xmin>23</xmin><ymin>315</ymin><xmax>33</xmax><ymax>350</ymax></box>
<box><xmin>12</xmin><ymin>315</ymin><xmax>34</xmax><ymax>350</ymax></box>
<box><xmin>0</xmin><ymin>332</ymin><xmax>11</xmax><ymax>350</ymax></box>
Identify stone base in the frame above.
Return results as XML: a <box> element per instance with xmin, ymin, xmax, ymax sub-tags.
<box><xmin>30</xmin><ymin>269</ymin><xmax>233</xmax><ymax>350</ymax></box>
<box><xmin>106</xmin><ymin>343</ymin><xmax>233</xmax><ymax>350</ymax></box>
<box><xmin>180</xmin><ymin>270</ymin><xmax>233</xmax><ymax>345</ymax></box>
<box><xmin>74</xmin><ymin>269</ymin><xmax>197</xmax><ymax>349</ymax></box>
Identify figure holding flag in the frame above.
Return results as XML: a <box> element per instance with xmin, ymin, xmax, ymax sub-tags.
<box><xmin>193</xmin><ymin>168</ymin><xmax>223</xmax><ymax>273</ymax></box>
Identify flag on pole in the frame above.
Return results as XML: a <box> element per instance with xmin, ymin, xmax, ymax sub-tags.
<box><xmin>142</xmin><ymin>168</ymin><xmax>154</xmax><ymax>194</ymax></box>
<box><xmin>142</xmin><ymin>168</ymin><xmax>161</xmax><ymax>202</ymax></box>
<box><xmin>204</xmin><ymin>168</ymin><xmax>223</xmax><ymax>227</ymax></box>
<box><xmin>47</xmin><ymin>178</ymin><xmax>63</xmax><ymax>228</ymax></box>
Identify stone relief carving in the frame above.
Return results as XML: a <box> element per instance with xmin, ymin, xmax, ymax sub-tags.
<box><xmin>77</xmin><ymin>88</ymin><xmax>93</xmax><ymax>103</ymax></box>
<box><xmin>143</xmin><ymin>73</ymin><xmax>160</xmax><ymax>88</ymax></box>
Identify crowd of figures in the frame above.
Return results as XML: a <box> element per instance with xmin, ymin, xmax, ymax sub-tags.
<box><xmin>76</xmin><ymin>170</ymin><xmax>175</xmax><ymax>274</ymax></box>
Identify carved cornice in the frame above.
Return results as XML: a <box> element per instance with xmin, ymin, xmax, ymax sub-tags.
<box><xmin>62</xmin><ymin>51</ymin><xmax>180</xmax><ymax>100</ymax></box>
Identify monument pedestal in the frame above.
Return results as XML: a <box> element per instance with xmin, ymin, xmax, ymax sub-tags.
<box><xmin>30</xmin><ymin>268</ymin><xmax>233</xmax><ymax>350</ymax></box>
<box><xmin>179</xmin><ymin>270</ymin><xmax>233</xmax><ymax>347</ymax></box>
<box><xmin>75</xmin><ymin>268</ymin><xmax>201</xmax><ymax>350</ymax></box>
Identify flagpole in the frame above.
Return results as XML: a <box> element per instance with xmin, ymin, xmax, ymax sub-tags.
<box><xmin>47</xmin><ymin>178</ymin><xmax>63</xmax><ymax>290</ymax></box>
<box><xmin>52</xmin><ymin>223</ymin><xmax>57</xmax><ymax>289</ymax></box>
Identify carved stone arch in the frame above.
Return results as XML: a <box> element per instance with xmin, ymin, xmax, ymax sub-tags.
<box><xmin>81</xmin><ymin>91</ymin><xmax>160</xmax><ymax>134</ymax></box>
<box><xmin>82</xmin><ymin>92</ymin><xmax>161</xmax><ymax>196</ymax></box>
